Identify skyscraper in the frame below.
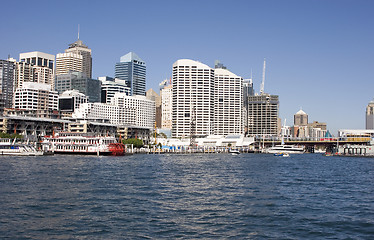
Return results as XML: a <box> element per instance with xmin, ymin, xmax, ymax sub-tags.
<box><xmin>172</xmin><ymin>59</ymin><xmax>215</xmax><ymax>138</ymax></box>
<box><xmin>56</xmin><ymin>38</ymin><xmax>91</xmax><ymax>78</ymax></box>
<box><xmin>115</xmin><ymin>52</ymin><xmax>146</xmax><ymax>96</ymax></box>
<box><xmin>65</xmin><ymin>39</ymin><xmax>92</xmax><ymax>78</ymax></box>
<box><xmin>55</xmin><ymin>52</ymin><xmax>83</xmax><ymax>76</ymax></box>
<box><xmin>243</xmin><ymin>78</ymin><xmax>254</xmax><ymax>134</ymax></box>
<box><xmin>146</xmin><ymin>89</ymin><xmax>161</xmax><ymax>128</ymax></box>
<box><xmin>292</xmin><ymin>109</ymin><xmax>309</xmax><ymax>138</ymax></box>
<box><xmin>294</xmin><ymin>109</ymin><xmax>308</xmax><ymax>126</ymax></box>
<box><xmin>160</xmin><ymin>80</ymin><xmax>172</xmax><ymax>129</ymax></box>
<box><xmin>214</xmin><ymin>68</ymin><xmax>243</xmax><ymax>135</ymax></box>
<box><xmin>366</xmin><ymin>99</ymin><xmax>374</xmax><ymax>129</ymax></box>
<box><xmin>19</xmin><ymin>51</ymin><xmax>55</xmax><ymax>88</ymax></box>
<box><xmin>247</xmin><ymin>94</ymin><xmax>279</xmax><ymax>137</ymax></box>
<box><xmin>0</xmin><ymin>59</ymin><xmax>15</xmax><ymax>111</ymax></box>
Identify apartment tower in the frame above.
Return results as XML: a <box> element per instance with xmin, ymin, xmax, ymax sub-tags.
<box><xmin>214</xmin><ymin>68</ymin><xmax>243</xmax><ymax>135</ymax></box>
<box><xmin>172</xmin><ymin>59</ymin><xmax>215</xmax><ymax>138</ymax></box>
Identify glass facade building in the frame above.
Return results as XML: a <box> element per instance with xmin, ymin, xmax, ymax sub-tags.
<box><xmin>55</xmin><ymin>71</ymin><xmax>101</xmax><ymax>103</ymax></box>
<box><xmin>0</xmin><ymin>60</ymin><xmax>15</xmax><ymax>111</ymax></box>
<box><xmin>115</xmin><ymin>52</ymin><xmax>146</xmax><ymax>96</ymax></box>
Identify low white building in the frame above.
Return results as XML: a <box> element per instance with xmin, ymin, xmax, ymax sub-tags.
<box><xmin>14</xmin><ymin>82</ymin><xmax>58</xmax><ymax>111</ymax></box>
<box><xmin>72</xmin><ymin>93</ymin><xmax>155</xmax><ymax>129</ymax></box>
<box><xmin>157</xmin><ymin>135</ymin><xmax>255</xmax><ymax>148</ymax></box>
<box><xmin>112</xmin><ymin>93</ymin><xmax>155</xmax><ymax>128</ymax></box>
<box><xmin>72</xmin><ymin>103</ymin><xmax>121</xmax><ymax>124</ymax></box>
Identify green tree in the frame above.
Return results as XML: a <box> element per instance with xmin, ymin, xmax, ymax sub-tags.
<box><xmin>122</xmin><ymin>138</ymin><xmax>144</xmax><ymax>148</ymax></box>
<box><xmin>0</xmin><ymin>132</ymin><xmax>23</xmax><ymax>139</ymax></box>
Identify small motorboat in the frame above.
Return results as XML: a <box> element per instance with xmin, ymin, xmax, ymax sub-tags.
<box><xmin>274</xmin><ymin>152</ymin><xmax>289</xmax><ymax>157</ymax></box>
<box><xmin>229</xmin><ymin>149</ymin><xmax>241</xmax><ymax>155</ymax></box>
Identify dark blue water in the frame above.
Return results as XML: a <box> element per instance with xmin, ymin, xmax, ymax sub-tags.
<box><xmin>0</xmin><ymin>154</ymin><xmax>373</xmax><ymax>239</ymax></box>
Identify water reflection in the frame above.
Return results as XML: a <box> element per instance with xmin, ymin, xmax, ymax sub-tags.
<box><xmin>0</xmin><ymin>154</ymin><xmax>373</xmax><ymax>239</ymax></box>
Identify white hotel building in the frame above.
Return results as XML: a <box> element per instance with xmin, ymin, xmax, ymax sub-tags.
<box><xmin>214</xmin><ymin>68</ymin><xmax>243</xmax><ymax>135</ymax></box>
<box><xmin>111</xmin><ymin>93</ymin><xmax>155</xmax><ymax>128</ymax></box>
<box><xmin>73</xmin><ymin>93</ymin><xmax>155</xmax><ymax>128</ymax></box>
<box><xmin>171</xmin><ymin>59</ymin><xmax>243</xmax><ymax>138</ymax></box>
<box><xmin>172</xmin><ymin>59</ymin><xmax>215</xmax><ymax>138</ymax></box>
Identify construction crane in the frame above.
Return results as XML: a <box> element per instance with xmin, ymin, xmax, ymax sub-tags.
<box><xmin>260</xmin><ymin>58</ymin><xmax>266</xmax><ymax>95</ymax></box>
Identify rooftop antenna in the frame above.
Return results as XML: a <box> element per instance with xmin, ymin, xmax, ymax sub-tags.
<box><xmin>260</xmin><ymin>58</ymin><xmax>266</xmax><ymax>95</ymax></box>
<box><xmin>78</xmin><ymin>24</ymin><xmax>80</xmax><ymax>40</ymax></box>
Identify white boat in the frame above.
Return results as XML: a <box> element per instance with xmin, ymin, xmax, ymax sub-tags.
<box><xmin>273</xmin><ymin>152</ymin><xmax>290</xmax><ymax>157</ymax></box>
<box><xmin>267</xmin><ymin>145</ymin><xmax>304</xmax><ymax>154</ymax></box>
<box><xmin>229</xmin><ymin>149</ymin><xmax>241</xmax><ymax>155</ymax></box>
<box><xmin>0</xmin><ymin>138</ymin><xmax>43</xmax><ymax>156</ymax></box>
<box><xmin>41</xmin><ymin>132</ymin><xmax>125</xmax><ymax>156</ymax></box>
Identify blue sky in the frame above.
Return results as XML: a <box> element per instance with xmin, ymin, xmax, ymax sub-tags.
<box><xmin>1</xmin><ymin>0</ymin><xmax>373</xmax><ymax>135</ymax></box>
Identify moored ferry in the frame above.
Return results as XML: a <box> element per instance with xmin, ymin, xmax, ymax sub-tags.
<box><xmin>41</xmin><ymin>132</ymin><xmax>126</xmax><ymax>156</ymax></box>
<box><xmin>267</xmin><ymin>145</ymin><xmax>304</xmax><ymax>154</ymax></box>
<box><xmin>0</xmin><ymin>138</ymin><xmax>43</xmax><ymax>156</ymax></box>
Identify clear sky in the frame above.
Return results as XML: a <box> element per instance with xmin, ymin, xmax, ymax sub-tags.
<box><xmin>1</xmin><ymin>0</ymin><xmax>373</xmax><ymax>135</ymax></box>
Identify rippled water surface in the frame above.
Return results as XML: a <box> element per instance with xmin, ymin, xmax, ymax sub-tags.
<box><xmin>0</xmin><ymin>153</ymin><xmax>373</xmax><ymax>239</ymax></box>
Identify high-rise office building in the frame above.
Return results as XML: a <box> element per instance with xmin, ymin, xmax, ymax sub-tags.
<box><xmin>243</xmin><ymin>78</ymin><xmax>254</xmax><ymax>134</ymax></box>
<box><xmin>115</xmin><ymin>52</ymin><xmax>146</xmax><ymax>96</ymax></box>
<box><xmin>55</xmin><ymin>71</ymin><xmax>101</xmax><ymax>102</ymax></box>
<box><xmin>19</xmin><ymin>51</ymin><xmax>54</xmax><ymax>69</ymax></box>
<box><xmin>13</xmin><ymin>60</ymin><xmax>33</xmax><ymax>89</ymax></box>
<box><xmin>19</xmin><ymin>51</ymin><xmax>55</xmax><ymax>88</ymax></box>
<box><xmin>366</xmin><ymin>99</ymin><xmax>374</xmax><ymax>129</ymax></box>
<box><xmin>172</xmin><ymin>59</ymin><xmax>215</xmax><ymax>138</ymax></box>
<box><xmin>292</xmin><ymin>109</ymin><xmax>309</xmax><ymax>138</ymax></box>
<box><xmin>146</xmin><ymin>89</ymin><xmax>161</xmax><ymax>128</ymax></box>
<box><xmin>0</xmin><ymin>59</ymin><xmax>15</xmax><ymax>111</ymax></box>
<box><xmin>160</xmin><ymin>81</ymin><xmax>172</xmax><ymax>129</ymax></box>
<box><xmin>55</xmin><ymin>52</ymin><xmax>83</xmax><ymax>76</ymax></box>
<box><xmin>294</xmin><ymin>109</ymin><xmax>308</xmax><ymax>126</ymax></box>
<box><xmin>98</xmin><ymin>76</ymin><xmax>131</xmax><ymax>103</ymax></box>
<box><xmin>65</xmin><ymin>39</ymin><xmax>92</xmax><ymax>78</ymax></box>
<box><xmin>56</xmin><ymin>38</ymin><xmax>91</xmax><ymax>78</ymax></box>
<box><xmin>247</xmin><ymin>94</ymin><xmax>279</xmax><ymax>137</ymax></box>
<box><xmin>214</xmin><ymin>68</ymin><xmax>243</xmax><ymax>135</ymax></box>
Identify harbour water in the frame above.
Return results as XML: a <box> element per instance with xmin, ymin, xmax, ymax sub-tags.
<box><xmin>0</xmin><ymin>154</ymin><xmax>373</xmax><ymax>239</ymax></box>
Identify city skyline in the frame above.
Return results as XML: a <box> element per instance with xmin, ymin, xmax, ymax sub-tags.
<box><xmin>1</xmin><ymin>0</ymin><xmax>373</xmax><ymax>134</ymax></box>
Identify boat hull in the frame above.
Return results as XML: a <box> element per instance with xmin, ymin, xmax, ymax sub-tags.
<box><xmin>267</xmin><ymin>145</ymin><xmax>304</xmax><ymax>154</ymax></box>
<box><xmin>0</xmin><ymin>150</ymin><xmax>43</xmax><ymax>156</ymax></box>
<box><xmin>53</xmin><ymin>150</ymin><xmax>112</xmax><ymax>155</ymax></box>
